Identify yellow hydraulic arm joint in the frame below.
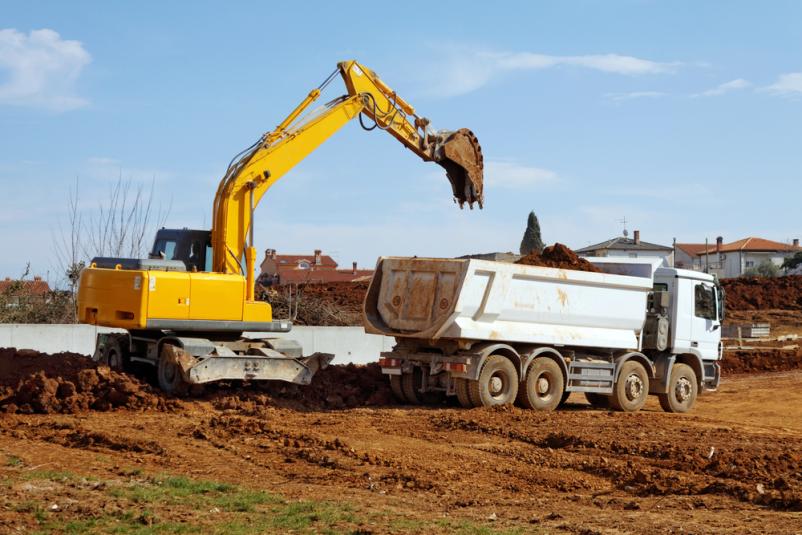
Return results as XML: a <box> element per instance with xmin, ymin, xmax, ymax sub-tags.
<box><xmin>210</xmin><ymin>60</ymin><xmax>484</xmax><ymax>304</ymax></box>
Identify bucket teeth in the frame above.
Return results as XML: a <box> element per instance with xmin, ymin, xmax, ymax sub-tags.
<box><xmin>433</xmin><ymin>128</ymin><xmax>484</xmax><ymax>209</ymax></box>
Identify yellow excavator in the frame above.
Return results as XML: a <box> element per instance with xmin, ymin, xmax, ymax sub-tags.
<box><xmin>77</xmin><ymin>60</ymin><xmax>484</xmax><ymax>393</ymax></box>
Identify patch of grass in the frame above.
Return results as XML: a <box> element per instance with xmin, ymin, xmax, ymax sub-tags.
<box><xmin>212</xmin><ymin>489</ymin><xmax>278</xmax><ymax>512</ymax></box>
<box><xmin>6</xmin><ymin>454</ymin><xmax>23</xmax><ymax>467</ymax></box>
<box><xmin>23</xmin><ymin>469</ymin><xmax>75</xmax><ymax>482</ymax></box>
<box><xmin>268</xmin><ymin>499</ymin><xmax>357</xmax><ymax>531</ymax></box>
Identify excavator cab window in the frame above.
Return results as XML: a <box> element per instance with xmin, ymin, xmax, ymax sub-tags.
<box><xmin>150</xmin><ymin>229</ymin><xmax>212</xmax><ymax>272</ymax></box>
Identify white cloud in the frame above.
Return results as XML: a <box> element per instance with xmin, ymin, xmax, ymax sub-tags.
<box><xmin>0</xmin><ymin>28</ymin><xmax>91</xmax><ymax>111</ymax></box>
<box><xmin>425</xmin><ymin>47</ymin><xmax>679</xmax><ymax>97</ymax></box>
<box><xmin>761</xmin><ymin>72</ymin><xmax>802</xmax><ymax>96</ymax></box>
<box><xmin>485</xmin><ymin>160</ymin><xmax>557</xmax><ymax>189</ymax></box>
<box><xmin>604</xmin><ymin>91</ymin><xmax>667</xmax><ymax>101</ymax></box>
<box><xmin>694</xmin><ymin>78</ymin><xmax>751</xmax><ymax>97</ymax></box>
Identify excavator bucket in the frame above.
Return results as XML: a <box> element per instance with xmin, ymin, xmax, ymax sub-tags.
<box><xmin>433</xmin><ymin>128</ymin><xmax>484</xmax><ymax>209</ymax></box>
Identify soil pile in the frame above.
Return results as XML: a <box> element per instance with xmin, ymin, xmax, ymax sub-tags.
<box><xmin>0</xmin><ymin>348</ymin><xmax>176</xmax><ymax>414</ymax></box>
<box><xmin>722</xmin><ymin>275</ymin><xmax>802</xmax><ymax>311</ymax></box>
<box><xmin>516</xmin><ymin>243</ymin><xmax>602</xmax><ymax>273</ymax></box>
<box><xmin>722</xmin><ymin>346</ymin><xmax>802</xmax><ymax>374</ymax></box>
<box><xmin>211</xmin><ymin>362</ymin><xmax>393</xmax><ymax>411</ymax></box>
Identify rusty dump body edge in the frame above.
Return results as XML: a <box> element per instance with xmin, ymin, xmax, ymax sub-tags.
<box><xmin>432</xmin><ymin>128</ymin><xmax>484</xmax><ymax>209</ymax></box>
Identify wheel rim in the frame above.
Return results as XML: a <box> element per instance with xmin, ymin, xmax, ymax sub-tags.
<box><xmin>624</xmin><ymin>373</ymin><xmax>644</xmax><ymax>402</ymax></box>
<box><xmin>675</xmin><ymin>376</ymin><xmax>692</xmax><ymax>403</ymax></box>
<box><xmin>489</xmin><ymin>374</ymin><xmax>505</xmax><ymax>397</ymax></box>
<box><xmin>536</xmin><ymin>373</ymin><xmax>553</xmax><ymax>399</ymax></box>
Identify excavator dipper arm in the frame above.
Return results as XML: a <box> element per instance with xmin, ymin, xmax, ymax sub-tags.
<box><xmin>211</xmin><ymin>60</ymin><xmax>484</xmax><ymax>301</ymax></box>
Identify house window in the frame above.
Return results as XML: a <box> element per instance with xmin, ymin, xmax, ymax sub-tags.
<box><xmin>695</xmin><ymin>284</ymin><xmax>716</xmax><ymax>320</ymax></box>
<box><xmin>628</xmin><ymin>253</ymin><xmax>637</xmax><ymax>258</ymax></box>
<box><xmin>297</xmin><ymin>261</ymin><xmax>310</xmax><ymax>270</ymax></box>
<box><xmin>745</xmin><ymin>260</ymin><xmax>754</xmax><ymax>268</ymax></box>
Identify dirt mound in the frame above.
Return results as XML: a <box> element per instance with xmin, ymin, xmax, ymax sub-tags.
<box><xmin>209</xmin><ymin>363</ymin><xmax>393</xmax><ymax>412</ymax></box>
<box><xmin>516</xmin><ymin>243</ymin><xmax>602</xmax><ymax>273</ymax></box>
<box><xmin>722</xmin><ymin>275</ymin><xmax>802</xmax><ymax>311</ymax></box>
<box><xmin>0</xmin><ymin>348</ymin><xmax>177</xmax><ymax>414</ymax></box>
<box><xmin>722</xmin><ymin>346</ymin><xmax>802</xmax><ymax>374</ymax></box>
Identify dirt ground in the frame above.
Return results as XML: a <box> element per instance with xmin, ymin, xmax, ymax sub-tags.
<box><xmin>1</xmin><ymin>365</ymin><xmax>801</xmax><ymax>534</ymax></box>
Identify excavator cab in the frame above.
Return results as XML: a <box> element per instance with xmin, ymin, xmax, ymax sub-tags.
<box><xmin>150</xmin><ymin>229</ymin><xmax>213</xmax><ymax>272</ymax></box>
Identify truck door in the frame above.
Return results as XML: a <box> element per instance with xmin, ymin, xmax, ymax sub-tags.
<box><xmin>690</xmin><ymin>281</ymin><xmax>721</xmax><ymax>359</ymax></box>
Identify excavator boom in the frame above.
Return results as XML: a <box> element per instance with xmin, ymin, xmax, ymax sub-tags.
<box><xmin>213</xmin><ymin>61</ymin><xmax>484</xmax><ymax>290</ymax></box>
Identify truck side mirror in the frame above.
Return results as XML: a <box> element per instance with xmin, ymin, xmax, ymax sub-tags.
<box><xmin>713</xmin><ymin>324</ymin><xmax>720</xmax><ymax>331</ymax></box>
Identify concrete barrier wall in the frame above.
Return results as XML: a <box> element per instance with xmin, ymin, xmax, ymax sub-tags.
<box><xmin>0</xmin><ymin>324</ymin><xmax>394</xmax><ymax>365</ymax></box>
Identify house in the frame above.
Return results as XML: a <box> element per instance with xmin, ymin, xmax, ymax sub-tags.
<box><xmin>694</xmin><ymin>237</ymin><xmax>801</xmax><ymax>278</ymax></box>
<box><xmin>258</xmin><ymin>248</ymin><xmax>373</xmax><ymax>286</ymax></box>
<box><xmin>575</xmin><ymin>230</ymin><xmax>674</xmax><ymax>264</ymax></box>
<box><xmin>0</xmin><ymin>276</ymin><xmax>51</xmax><ymax>306</ymax></box>
<box><xmin>673</xmin><ymin>242</ymin><xmax>709</xmax><ymax>270</ymax></box>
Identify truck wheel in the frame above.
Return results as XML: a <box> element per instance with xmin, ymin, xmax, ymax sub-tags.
<box><xmin>558</xmin><ymin>391</ymin><xmax>571</xmax><ymax>408</ymax></box>
<box><xmin>455</xmin><ymin>378</ymin><xmax>474</xmax><ymax>408</ymax></box>
<box><xmin>102</xmin><ymin>336</ymin><xmax>126</xmax><ymax>371</ymax></box>
<box><xmin>389</xmin><ymin>375</ymin><xmax>406</xmax><ymax>403</ymax></box>
<box><xmin>610</xmin><ymin>360</ymin><xmax>649</xmax><ymax>412</ymax></box>
<box><xmin>468</xmin><ymin>355</ymin><xmax>519</xmax><ymax>407</ymax></box>
<box><xmin>401</xmin><ymin>369</ymin><xmax>422</xmax><ymax>405</ymax></box>
<box><xmin>584</xmin><ymin>392</ymin><xmax>610</xmax><ymax>409</ymax></box>
<box><xmin>517</xmin><ymin>357</ymin><xmax>563</xmax><ymax>411</ymax></box>
<box><xmin>158</xmin><ymin>346</ymin><xmax>189</xmax><ymax>396</ymax></box>
<box><xmin>658</xmin><ymin>363</ymin><xmax>698</xmax><ymax>413</ymax></box>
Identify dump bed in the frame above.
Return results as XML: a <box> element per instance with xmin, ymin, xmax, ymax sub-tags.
<box><xmin>363</xmin><ymin>257</ymin><xmax>653</xmax><ymax>350</ymax></box>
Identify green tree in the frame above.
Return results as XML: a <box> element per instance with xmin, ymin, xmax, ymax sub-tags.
<box><xmin>743</xmin><ymin>259</ymin><xmax>780</xmax><ymax>277</ymax></box>
<box><xmin>519</xmin><ymin>211</ymin><xmax>545</xmax><ymax>255</ymax></box>
<box><xmin>782</xmin><ymin>252</ymin><xmax>802</xmax><ymax>272</ymax></box>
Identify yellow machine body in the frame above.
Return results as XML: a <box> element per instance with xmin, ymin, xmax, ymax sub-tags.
<box><xmin>77</xmin><ymin>60</ymin><xmax>483</xmax><ymax>332</ymax></box>
<box><xmin>78</xmin><ymin>267</ymin><xmax>271</xmax><ymax>330</ymax></box>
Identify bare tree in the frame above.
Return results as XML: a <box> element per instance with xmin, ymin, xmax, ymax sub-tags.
<box><xmin>52</xmin><ymin>175</ymin><xmax>171</xmax><ymax>321</ymax></box>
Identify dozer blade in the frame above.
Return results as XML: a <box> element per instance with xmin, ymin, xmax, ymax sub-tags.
<box><xmin>432</xmin><ymin>128</ymin><xmax>484</xmax><ymax>209</ymax></box>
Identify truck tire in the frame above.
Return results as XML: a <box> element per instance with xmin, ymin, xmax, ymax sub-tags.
<box><xmin>584</xmin><ymin>392</ymin><xmax>610</xmax><ymax>409</ymax></box>
<box><xmin>610</xmin><ymin>360</ymin><xmax>649</xmax><ymax>412</ymax></box>
<box><xmin>658</xmin><ymin>363</ymin><xmax>698</xmax><ymax>413</ymax></box>
<box><xmin>455</xmin><ymin>378</ymin><xmax>474</xmax><ymax>408</ymax></box>
<box><xmin>158</xmin><ymin>345</ymin><xmax>189</xmax><ymax>396</ymax></box>
<box><xmin>468</xmin><ymin>355</ymin><xmax>519</xmax><ymax>407</ymax></box>
<box><xmin>401</xmin><ymin>369</ymin><xmax>422</xmax><ymax>405</ymax></box>
<box><xmin>102</xmin><ymin>336</ymin><xmax>126</xmax><ymax>371</ymax></box>
<box><xmin>558</xmin><ymin>391</ymin><xmax>571</xmax><ymax>407</ymax></box>
<box><xmin>516</xmin><ymin>357</ymin><xmax>563</xmax><ymax>411</ymax></box>
<box><xmin>389</xmin><ymin>375</ymin><xmax>406</xmax><ymax>403</ymax></box>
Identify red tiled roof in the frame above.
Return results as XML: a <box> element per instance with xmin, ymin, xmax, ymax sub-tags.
<box><xmin>696</xmin><ymin>237</ymin><xmax>801</xmax><ymax>255</ymax></box>
<box><xmin>0</xmin><ymin>279</ymin><xmax>51</xmax><ymax>296</ymax></box>
<box><xmin>675</xmin><ymin>243</ymin><xmax>708</xmax><ymax>256</ymax></box>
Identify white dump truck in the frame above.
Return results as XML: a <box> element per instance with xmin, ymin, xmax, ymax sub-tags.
<box><xmin>364</xmin><ymin>256</ymin><xmax>724</xmax><ymax>413</ymax></box>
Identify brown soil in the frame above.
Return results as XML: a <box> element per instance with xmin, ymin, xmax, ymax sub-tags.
<box><xmin>722</xmin><ymin>275</ymin><xmax>802</xmax><ymax>311</ymax></box>
<box><xmin>0</xmin><ymin>348</ymin><xmax>177</xmax><ymax>414</ymax></box>
<box><xmin>516</xmin><ymin>243</ymin><xmax>602</xmax><ymax>273</ymax></box>
<box><xmin>723</xmin><ymin>345</ymin><xmax>802</xmax><ymax>374</ymax></box>
<box><xmin>207</xmin><ymin>363</ymin><xmax>393</xmax><ymax>411</ymax></box>
<box><xmin>2</xmin><ymin>371</ymin><xmax>802</xmax><ymax>533</ymax></box>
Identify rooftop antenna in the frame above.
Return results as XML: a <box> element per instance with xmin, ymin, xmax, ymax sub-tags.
<box><xmin>617</xmin><ymin>216</ymin><xmax>628</xmax><ymax>237</ymax></box>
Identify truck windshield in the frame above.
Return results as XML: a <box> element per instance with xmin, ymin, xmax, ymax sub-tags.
<box><xmin>694</xmin><ymin>283</ymin><xmax>717</xmax><ymax>320</ymax></box>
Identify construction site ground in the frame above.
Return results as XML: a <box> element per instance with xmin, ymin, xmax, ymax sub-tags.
<box><xmin>1</xmin><ymin>365</ymin><xmax>801</xmax><ymax>534</ymax></box>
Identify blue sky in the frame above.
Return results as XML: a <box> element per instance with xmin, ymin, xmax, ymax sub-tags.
<box><xmin>1</xmin><ymin>1</ymin><xmax>801</xmax><ymax>284</ymax></box>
